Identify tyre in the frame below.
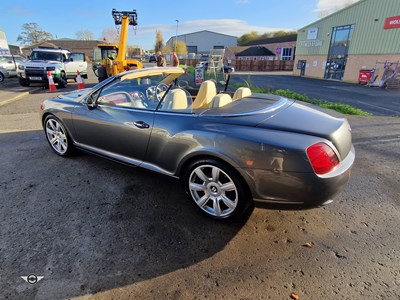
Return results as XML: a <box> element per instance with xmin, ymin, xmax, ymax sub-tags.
<box><xmin>0</xmin><ymin>72</ymin><xmax>4</xmax><ymax>82</ymax></box>
<box><xmin>58</xmin><ymin>72</ymin><xmax>68</xmax><ymax>88</ymax></box>
<box><xmin>44</xmin><ymin>115</ymin><xmax>74</xmax><ymax>156</ymax></box>
<box><xmin>18</xmin><ymin>77</ymin><xmax>30</xmax><ymax>87</ymax></box>
<box><xmin>183</xmin><ymin>158</ymin><xmax>251</xmax><ymax>220</ymax></box>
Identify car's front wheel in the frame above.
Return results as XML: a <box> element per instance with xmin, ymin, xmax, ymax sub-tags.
<box><xmin>183</xmin><ymin>159</ymin><xmax>251</xmax><ymax>220</ymax></box>
<box><xmin>44</xmin><ymin>115</ymin><xmax>73</xmax><ymax>156</ymax></box>
<box><xmin>58</xmin><ymin>72</ymin><xmax>68</xmax><ymax>88</ymax></box>
<box><xmin>18</xmin><ymin>78</ymin><xmax>30</xmax><ymax>87</ymax></box>
<box><xmin>0</xmin><ymin>72</ymin><xmax>5</xmax><ymax>82</ymax></box>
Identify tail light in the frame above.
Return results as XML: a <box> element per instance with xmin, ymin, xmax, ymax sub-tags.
<box><xmin>306</xmin><ymin>143</ymin><xmax>339</xmax><ymax>175</ymax></box>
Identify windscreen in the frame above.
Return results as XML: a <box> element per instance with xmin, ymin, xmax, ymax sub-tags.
<box><xmin>30</xmin><ymin>51</ymin><xmax>63</xmax><ymax>62</ymax></box>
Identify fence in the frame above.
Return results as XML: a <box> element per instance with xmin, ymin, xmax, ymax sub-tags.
<box><xmin>180</xmin><ymin>59</ymin><xmax>294</xmax><ymax>72</ymax></box>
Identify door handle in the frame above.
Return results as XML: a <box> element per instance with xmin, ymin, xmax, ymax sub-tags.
<box><xmin>133</xmin><ymin>121</ymin><xmax>150</xmax><ymax>129</ymax></box>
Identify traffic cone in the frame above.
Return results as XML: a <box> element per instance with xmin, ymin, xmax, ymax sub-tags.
<box><xmin>76</xmin><ymin>70</ymin><xmax>85</xmax><ymax>89</ymax></box>
<box><xmin>47</xmin><ymin>71</ymin><xmax>56</xmax><ymax>92</ymax></box>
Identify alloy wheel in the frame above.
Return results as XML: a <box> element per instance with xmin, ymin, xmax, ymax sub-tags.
<box><xmin>188</xmin><ymin>164</ymin><xmax>238</xmax><ymax>218</ymax></box>
<box><xmin>45</xmin><ymin>118</ymin><xmax>68</xmax><ymax>155</ymax></box>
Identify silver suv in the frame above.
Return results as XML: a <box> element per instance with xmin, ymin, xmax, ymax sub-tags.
<box><xmin>17</xmin><ymin>47</ymin><xmax>87</xmax><ymax>88</ymax></box>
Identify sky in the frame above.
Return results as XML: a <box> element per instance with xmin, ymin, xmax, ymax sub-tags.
<box><xmin>0</xmin><ymin>0</ymin><xmax>360</xmax><ymax>50</ymax></box>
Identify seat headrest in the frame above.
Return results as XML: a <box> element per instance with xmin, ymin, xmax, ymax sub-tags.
<box><xmin>233</xmin><ymin>87</ymin><xmax>252</xmax><ymax>101</ymax></box>
<box><xmin>211</xmin><ymin>93</ymin><xmax>233</xmax><ymax>108</ymax></box>
<box><xmin>192</xmin><ymin>80</ymin><xmax>217</xmax><ymax>109</ymax></box>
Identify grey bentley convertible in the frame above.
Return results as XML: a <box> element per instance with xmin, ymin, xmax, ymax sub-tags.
<box><xmin>40</xmin><ymin>67</ymin><xmax>355</xmax><ymax>220</ymax></box>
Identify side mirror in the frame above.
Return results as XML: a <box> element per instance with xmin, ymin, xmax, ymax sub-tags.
<box><xmin>178</xmin><ymin>80</ymin><xmax>189</xmax><ymax>88</ymax></box>
<box><xmin>85</xmin><ymin>95</ymin><xmax>96</xmax><ymax>110</ymax></box>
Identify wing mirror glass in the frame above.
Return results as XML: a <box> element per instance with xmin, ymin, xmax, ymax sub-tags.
<box><xmin>85</xmin><ymin>95</ymin><xmax>97</xmax><ymax>110</ymax></box>
<box><xmin>177</xmin><ymin>80</ymin><xmax>189</xmax><ymax>88</ymax></box>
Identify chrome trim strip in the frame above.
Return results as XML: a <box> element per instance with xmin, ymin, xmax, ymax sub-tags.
<box><xmin>139</xmin><ymin>161</ymin><xmax>177</xmax><ymax>177</ymax></box>
<box><xmin>253</xmin><ymin>198</ymin><xmax>304</xmax><ymax>204</ymax></box>
<box><xmin>74</xmin><ymin>142</ymin><xmax>177</xmax><ymax>177</ymax></box>
<box><xmin>75</xmin><ymin>142</ymin><xmax>142</xmax><ymax>166</ymax></box>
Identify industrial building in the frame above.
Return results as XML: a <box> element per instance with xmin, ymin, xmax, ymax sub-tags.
<box><xmin>166</xmin><ymin>30</ymin><xmax>237</xmax><ymax>54</ymax></box>
<box><xmin>294</xmin><ymin>0</ymin><xmax>400</xmax><ymax>85</ymax></box>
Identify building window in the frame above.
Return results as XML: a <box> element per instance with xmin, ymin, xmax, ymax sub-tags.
<box><xmin>246</xmin><ymin>57</ymin><xmax>250</xmax><ymax>60</ymax></box>
<box><xmin>281</xmin><ymin>48</ymin><xmax>292</xmax><ymax>60</ymax></box>
<box><xmin>253</xmin><ymin>57</ymin><xmax>257</xmax><ymax>61</ymax></box>
<box><xmin>260</xmin><ymin>57</ymin><xmax>265</xmax><ymax>61</ymax></box>
<box><xmin>238</xmin><ymin>57</ymin><xmax>243</xmax><ymax>60</ymax></box>
<box><xmin>213</xmin><ymin>46</ymin><xmax>224</xmax><ymax>49</ymax></box>
<box><xmin>324</xmin><ymin>24</ymin><xmax>354</xmax><ymax>80</ymax></box>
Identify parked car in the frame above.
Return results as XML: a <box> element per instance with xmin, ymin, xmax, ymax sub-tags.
<box><xmin>196</xmin><ymin>61</ymin><xmax>234</xmax><ymax>73</ymax></box>
<box><xmin>0</xmin><ymin>54</ymin><xmax>25</xmax><ymax>82</ymax></box>
<box><xmin>17</xmin><ymin>47</ymin><xmax>87</xmax><ymax>88</ymax></box>
<box><xmin>149</xmin><ymin>55</ymin><xmax>157</xmax><ymax>63</ymax></box>
<box><xmin>40</xmin><ymin>67</ymin><xmax>355</xmax><ymax>220</ymax></box>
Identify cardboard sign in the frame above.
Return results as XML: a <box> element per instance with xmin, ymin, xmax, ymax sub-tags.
<box><xmin>195</xmin><ymin>67</ymin><xmax>204</xmax><ymax>86</ymax></box>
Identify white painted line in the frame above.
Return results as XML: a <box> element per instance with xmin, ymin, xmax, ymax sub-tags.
<box><xmin>357</xmin><ymin>100</ymin><xmax>400</xmax><ymax>114</ymax></box>
<box><xmin>354</xmin><ymin>137</ymin><xmax>400</xmax><ymax>145</ymax></box>
<box><xmin>0</xmin><ymin>88</ymin><xmax>42</xmax><ymax>107</ymax></box>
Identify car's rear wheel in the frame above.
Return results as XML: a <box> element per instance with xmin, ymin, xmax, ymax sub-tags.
<box><xmin>44</xmin><ymin>115</ymin><xmax>73</xmax><ymax>156</ymax></box>
<box><xmin>183</xmin><ymin>159</ymin><xmax>251</xmax><ymax>220</ymax></box>
<box><xmin>0</xmin><ymin>72</ymin><xmax>5</xmax><ymax>82</ymax></box>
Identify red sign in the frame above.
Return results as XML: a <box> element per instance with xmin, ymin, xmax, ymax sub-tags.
<box><xmin>384</xmin><ymin>16</ymin><xmax>400</xmax><ymax>29</ymax></box>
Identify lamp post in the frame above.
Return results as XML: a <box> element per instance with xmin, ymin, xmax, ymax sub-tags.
<box><xmin>175</xmin><ymin>19</ymin><xmax>179</xmax><ymax>52</ymax></box>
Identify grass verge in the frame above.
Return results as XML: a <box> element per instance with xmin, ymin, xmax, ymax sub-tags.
<box><xmin>179</xmin><ymin>65</ymin><xmax>195</xmax><ymax>74</ymax></box>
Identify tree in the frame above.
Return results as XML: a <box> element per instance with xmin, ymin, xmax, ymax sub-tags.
<box><xmin>238</xmin><ymin>30</ymin><xmax>297</xmax><ymax>45</ymax></box>
<box><xmin>162</xmin><ymin>44</ymin><xmax>172</xmax><ymax>54</ymax></box>
<box><xmin>154</xmin><ymin>30</ymin><xmax>164</xmax><ymax>52</ymax></box>
<box><xmin>101</xmin><ymin>27</ymin><xmax>119</xmax><ymax>44</ymax></box>
<box><xmin>237</xmin><ymin>31</ymin><xmax>259</xmax><ymax>46</ymax></box>
<box><xmin>76</xmin><ymin>30</ymin><xmax>95</xmax><ymax>40</ymax></box>
<box><xmin>271</xmin><ymin>30</ymin><xmax>297</xmax><ymax>38</ymax></box>
<box><xmin>17</xmin><ymin>23</ymin><xmax>53</xmax><ymax>45</ymax></box>
<box><xmin>173</xmin><ymin>41</ymin><xmax>187</xmax><ymax>55</ymax></box>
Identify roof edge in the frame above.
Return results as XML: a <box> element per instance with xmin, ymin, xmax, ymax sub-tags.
<box><xmin>298</xmin><ymin>0</ymin><xmax>368</xmax><ymax>30</ymax></box>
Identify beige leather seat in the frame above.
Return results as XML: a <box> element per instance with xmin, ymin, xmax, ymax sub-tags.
<box><xmin>161</xmin><ymin>88</ymin><xmax>188</xmax><ymax>110</ymax></box>
<box><xmin>232</xmin><ymin>87</ymin><xmax>252</xmax><ymax>101</ymax></box>
<box><xmin>191</xmin><ymin>80</ymin><xmax>217</xmax><ymax>109</ymax></box>
<box><xmin>210</xmin><ymin>94</ymin><xmax>233</xmax><ymax>108</ymax></box>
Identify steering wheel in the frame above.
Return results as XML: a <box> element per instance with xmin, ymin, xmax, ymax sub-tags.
<box><xmin>145</xmin><ymin>86</ymin><xmax>157</xmax><ymax>101</ymax></box>
<box><xmin>156</xmin><ymin>83</ymin><xmax>169</xmax><ymax>101</ymax></box>
<box><xmin>129</xmin><ymin>91</ymin><xmax>149</xmax><ymax>108</ymax></box>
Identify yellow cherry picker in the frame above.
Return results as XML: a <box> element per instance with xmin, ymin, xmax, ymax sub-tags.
<box><xmin>94</xmin><ymin>9</ymin><xmax>143</xmax><ymax>82</ymax></box>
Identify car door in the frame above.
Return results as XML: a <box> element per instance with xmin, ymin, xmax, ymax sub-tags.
<box><xmin>72</xmin><ymin>78</ymin><xmax>154</xmax><ymax>165</ymax></box>
<box><xmin>65</xmin><ymin>53</ymin><xmax>87</xmax><ymax>77</ymax></box>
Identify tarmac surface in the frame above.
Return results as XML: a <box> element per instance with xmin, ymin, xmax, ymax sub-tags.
<box><xmin>230</xmin><ymin>73</ymin><xmax>400</xmax><ymax>117</ymax></box>
<box><xmin>0</xmin><ymin>68</ymin><xmax>399</xmax><ymax>299</ymax></box>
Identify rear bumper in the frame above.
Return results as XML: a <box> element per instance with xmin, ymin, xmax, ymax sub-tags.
<box><xmin>245</xmin><ymin>145</ymin><xmax>355</xmax><ymax>207</ymax></box>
